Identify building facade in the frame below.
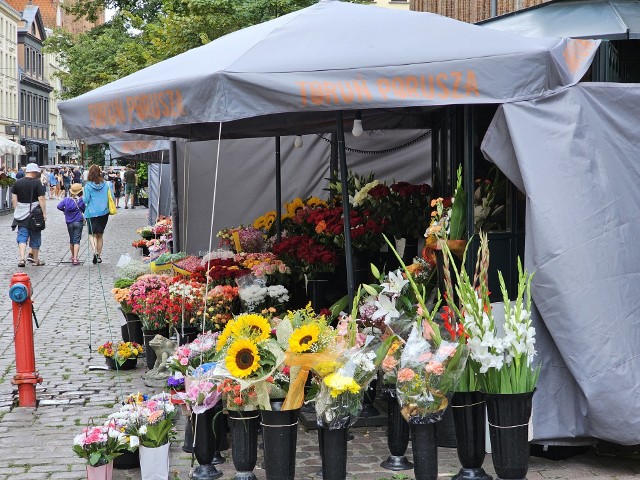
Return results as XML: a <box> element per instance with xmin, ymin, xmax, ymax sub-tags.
<box><xmin>18</xmin><ymin>4</ymin><xmax>52</xmax><ymax>165</ymax></box>
<box><xmin>6</xmin><ymin>0</ymin><xmax>104</xmax><ymax>31</ymax></box>
<box><xmin>410</xmin><ymin>0</ymin><xmax>547</xmax><ymax>23</ymax></box>
<box><xmin>45</xmin><ymin>30</ymin><xmax>75</xmax><ymax>164</ymax></box>
<box><xmin>0</xmin><ymin>1</ymin><xmax>21</xmax><ymax>169</ymax></box>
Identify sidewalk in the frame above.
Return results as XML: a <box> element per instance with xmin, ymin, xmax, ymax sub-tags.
<box><xmin>0</xmin><ymin>199</ymin><xmax>637</xmax><ymax>479</ymax></box>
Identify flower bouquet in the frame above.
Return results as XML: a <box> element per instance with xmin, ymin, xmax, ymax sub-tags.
<box><xmin>272</xmin><ymin>235</ymin><xmax>339</xmax><ymax>280</ymax></box>
<box><xmin>235</xmin><ymin>253</ymin><xmax>291</xmax><ymax>285</ymax></box>
<box><xmin>213</xmin><ymin>313</ymin><xmax>284</xmax><ymax>410</ymax></box>
<box><xmin>128</xmin><ymin>393</ymin><xmax>177</xmax><ymax>480</ymax></box>
<box><xmin>97</xmin><ymin>341</ymin><xmax>144</xmax><ymax>370</ymax></box>
<box><xmin>193</xmin><ymin>285</ymin><xmax>238</xmax><ymax>332</ymax></box>
<box><xmin>72</xmin><ymin>422</ymin><xmax>127</xmax><ymax>473</ymax></box>
<box><xmin>166</xmin><ymin>331</ymin><xmax>219</xmax><ymax>376</ymax></box>
<box><xmin>136</xmin><ymin>226</ymin><xmax>154</xmax><ymax>240</ymax></box>
<box><xmin>177</xmin><ymin>363</ymin><xmax>222</xmax><ymax>414</ymax></box>
<box><xmin>218</xmin><ymin>226</ymin><xmax>265</xmax><ymax>253</ymax></box>
<box><xmin>237</xmin><ymin>275</ymin><xmax>289</xmax><ymax>314</ymax></box>
<box><xmin>129</xmin><ymin>275</ymin><xmax>171</xmax><ymax>331</ymax></box>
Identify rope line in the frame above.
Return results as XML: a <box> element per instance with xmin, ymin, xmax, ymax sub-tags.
<box><xmin>315</xmin><ymin>131</ymin><xmax>430</xmax><ymax>155</ymax></box>
<box><xmin>488</xmin><ymin>421</ymin><xmax>529</xmax><ymax>429</ymax></box>
<box><xmin>451</xmin><ymin>401</ymin><xmax>485</xmax><ymax>408</ymax></box>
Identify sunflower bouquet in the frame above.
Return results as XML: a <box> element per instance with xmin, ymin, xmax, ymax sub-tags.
<box><xmin>274</xmin><ymin>305</ymin><xmax>340</xmax><ymax>410</ymax></box>
<box><xmin>213</xmin><ymin>313</ymin><xmax>284</xmax><ymax>410</ymax></box>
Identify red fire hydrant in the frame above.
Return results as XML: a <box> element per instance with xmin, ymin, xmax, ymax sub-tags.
<box><xmin>9</xmin><ymin>272</ymin><xmax>43</xmax><ymax>407</ymax></box>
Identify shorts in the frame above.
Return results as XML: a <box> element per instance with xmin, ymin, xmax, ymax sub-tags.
<box><xmin>86</xmin><ymin>214</ymin><xmax>109</xmax><ymax>235</ymax></box>
<box><xmin>16</xmin><ymin>226</ymin><xmax>42</xmax><ymax>249</ymax></box>
<box><xmin>114</xmin><ymin>187</ymin><xmax>122</xmax><ymax>197</ymax></box>
<box><xmin>125</xmin><ymin>183</ymin><xmax>136</xmax><ymax>195</ymax></box>
<box><xmin>67</xmin><ymin>221</ymin><xmax>83</xmax><ymax>245</ymax></box>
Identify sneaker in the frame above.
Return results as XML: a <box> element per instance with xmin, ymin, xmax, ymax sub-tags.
<box><xmin>124</xmin><ymin>206</ymin><xmax>128</xmax><ymax>209</ymax></box>
<box><xmin>131</xmin><ymin>206</ymin><xmax>135</xmax><ymax>209</ymax></box>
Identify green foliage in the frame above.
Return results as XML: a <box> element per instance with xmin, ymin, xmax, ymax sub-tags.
<box><xmin>114</xmin><ymin>278</ymin><xmax>135</xmax><ymax>288</ymax></box>
<box><xmin>449</xmin><ymin>165</ymin><xmax>467</xmax><ymax>240</ymax></box>
<box><xmin>0</xmin><ymin>177</ymin><xmax>16</xmax><ymax>187</ymax></box>
<box><xmin>140</xmin><ymin>418</ymin><xmax>175</xmax><ymax>448</ymax></box>
<box><xmin>136</xmin><ymin>163</ymin><xmax>148</xmax><ymax>185</ymax></box>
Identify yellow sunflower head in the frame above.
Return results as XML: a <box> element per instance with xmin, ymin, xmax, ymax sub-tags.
<box><xmin>233</xmin><ymin>314</ymin><xmax>271</xmax><ymax>342</ymax></box>
<box><xmin>285</xmin><ymin>198</ymin><xmax>305</xmax><ymax>217</ymax></box>
<box><xmin>306</xmin><ymin>197</ymin><xmax>328</xmax><ymax>209</ymax></box>
<box><xmin>288</xmin><ymin>324</ymin><xmax>320</xmax><ymax>353</ymax></box>
<box><xmin>216</xmin><ymin>319</ymin><xmax>237</xmax><ymax>351</ymax></box>
<box><xmin>225</xmin><ymin>339</ymin><xmax>260</xmax><ymax>378</ymax></box>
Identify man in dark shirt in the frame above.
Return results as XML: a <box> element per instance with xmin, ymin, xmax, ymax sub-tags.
<box><xmin>123</xmin><ymin>164</ymin><xmax>137</xmax><ymax>209</ymax></box>
<box><xmin>73</xmin><ymin>167</ymin><xmax>82</xmax><ymax>184</ymax></box>
<box><xmin>12</xmin><ymin>163</ymin><xmax>46</xmax><ymax>267</ymax></box>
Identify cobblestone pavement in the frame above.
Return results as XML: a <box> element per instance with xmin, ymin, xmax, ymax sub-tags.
<box><xmin>0</xmin><ymin>200</ymin><xmax>638</xmax><ymax>480</ymax></box>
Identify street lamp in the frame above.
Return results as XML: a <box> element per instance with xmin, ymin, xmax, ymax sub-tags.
<box><xmin>6</xmin><ymin>123</ymin><xmax>18</xmax><ymax>142</ymax></box>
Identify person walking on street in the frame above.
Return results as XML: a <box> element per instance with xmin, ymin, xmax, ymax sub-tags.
<box><xmin>123</xmin><ymin>164</ymin><xmax>136</xmax><ymax>209</ymax></box>
<box><xmin>12</xmin><ymin>163</ymin><xmax>46</xmax><ymax>267</ymax></box>
<box><xmin>49</xmin><ymin>169</ymin><xmax>58</xmax><ymax>198</ymax></box>
<box><xmin>62</xmin><ymin>167</ymin><xmax>72</xmax><ymax>197</ymax></box>
<box><xmin>41</xmin><ymin>168</ymin><xmax>49</xmax><ymax>198</ymax></box>
<box><xmin>83</xmin><ymin>165</ymin><xmax>110</xmax><ymax>264</ymax></box>
<box><xmin>57</xmin><ymin>183</ymin><xmax>85</xmax><ymax>266</ymax></box>
<box><xmin>73</xmin><ymin>167</ymin><xmax>82</xmax><ymax>184</ymax></box>
<box><xmin>112</xmin><ymin>171</ymin><xmax>122</xmax><ymax>208</ymax></box>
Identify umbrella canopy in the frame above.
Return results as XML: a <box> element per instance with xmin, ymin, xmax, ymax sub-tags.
<box><xmin>0</xmin><ymin>136</ymin><xmax>26</xmax><ymax>156</ymax></box>
<box><xmin>59</xmin><ymin>0</ymin><xmax>598</xmax><ymax>142</ymax></box>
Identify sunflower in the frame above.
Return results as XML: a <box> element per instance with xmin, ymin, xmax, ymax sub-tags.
<box><xmin>306</xmin><ymin>197</ymin><xmax>328</xmax><ymax>209</ymax></box>
<box><xmin>285</xmin><ymin>197</ymin><xmax>305</xmax><ymax>217</ymax></box>
<box><xmin>226</xmin><ymin>339</ymin><xmax>260</xmax><ymax>378</ymax></box>
<box><xmin>233</xmin><ymin>314</ymin><xmax>271</xmax><ymax>342</ymax></box>
<box><xmin>216</xmin><ymin>319</ymin><xmax>237</xmax><ymax>351</ymax></box>
<box><xmin>288</xmin><ymin>324</ymin><xmax>320</xmax><ymax>353</ymax></box>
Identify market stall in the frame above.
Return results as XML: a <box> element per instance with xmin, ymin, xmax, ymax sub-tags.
<box><xmin>56</xmin><ymin>0</ymin><xmax>640</xmax><ymax>452</ymax></box>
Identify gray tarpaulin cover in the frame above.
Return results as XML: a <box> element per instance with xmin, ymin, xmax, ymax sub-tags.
<box><xmin>175</xmin><ymin>130</ymin><xmax>431</xmax><ymax>255</ymax></box>
<box><xmin>58</xmin><ymin>0</ymin><xmax>597</xmax><ymax>142</ymax></box>
<box><xmin>482</xmin><ymin>83</ymin><xmax>640</xmax><ymax>445</ymax></box>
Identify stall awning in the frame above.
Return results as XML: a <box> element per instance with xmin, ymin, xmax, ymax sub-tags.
<box><xmin>479</xmin><ymin>0</ymin><xmax>640</xmax><ymax>40</ymax></box>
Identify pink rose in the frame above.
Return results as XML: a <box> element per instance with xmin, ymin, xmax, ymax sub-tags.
<box><xmin>382</xmin><ymin>356</ymin><xmax>398</xmax><ymax>373</ymax></box>
<box><xmin>180</xmin><ymin>358</ymin><xmax>189</xmax><ymax>366</ymax></box>
<box><xmin>425</xmin><ymin>362</ymin><xmax>445</xmax><ymax>375</ymax></box>
<box><xmin>397</xmin><ymin>368</ymin><xmax>416</xmax><ymax>383</ymax></box>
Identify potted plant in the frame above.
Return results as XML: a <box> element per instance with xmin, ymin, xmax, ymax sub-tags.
<box><xmin>72</xmin><ymin>421</ymin><xmax>127</xmax><ymax>480</ymax></box>
<box><xmin>97</xmin><ymin>341</ymin><xmax>144</xmax><ymax>370</ymax></box>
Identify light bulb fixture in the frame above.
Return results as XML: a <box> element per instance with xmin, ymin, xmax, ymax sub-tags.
<box><xmin>352</xmin><ymin>111</ymin><xmax>363</xmax><ymax>137</ymax></box>
<box><xmin>294</xmin><ymin>135</ymin><xmax>303</xmax><ymax>148</ymax></box>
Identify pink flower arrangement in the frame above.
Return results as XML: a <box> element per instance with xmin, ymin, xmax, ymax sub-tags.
<box><xmin>72</xmin><ymin>421</ymin><xmax>127</xmax><ymax>466</ymax></box>
<box><xmin>397</xmin><ymin>368</ymin><xmax>416</xmax><ymax>383</ymax></box>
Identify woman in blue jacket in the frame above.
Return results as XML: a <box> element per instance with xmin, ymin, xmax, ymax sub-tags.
<box><xmin>83</xmin><ymin>165</ymin><xmax>110</xmax><ymax>264</ymax></box>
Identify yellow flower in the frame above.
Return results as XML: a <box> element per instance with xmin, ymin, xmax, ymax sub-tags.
<box><xmin>226</xmin><ymin>339</ymin><xmax>260</xmax><ymax>378</ymax></box>
<box><xmin>216</xmin><ymin>319</ymin><xmax>237</xmax><ymax>351</ymax></box>
<box><xmin>288</xmin><ymin>324</ymin><xmax>320</xmax><ymax>353</ymax></box>
<box><xmin>253</xmin><ymin>211</ymin><xmax>276</xmax><ymax>231</ymax></box>
<box><xmin>306</xmin><ymin>197</ymin><xmax>328</xmax><ymax>208</ymax></box>
<box><xmin>285</xmin><ymin>197</ymin><xmax>305</xmax><ymax>217</ymax></box>
<box><xmin>314</xmin><ymin>361</ymin><xmax>340</xmax><ymax>377</ymax></box>
<box><xmin>232</xmin><ymin>314</ymin><xmax>271</xmax><ymax>342</ymax></box>
<box><xmin>324</xmin><ymin>372</ymin><xmax>361</xmax><ymax>398</ymax></box>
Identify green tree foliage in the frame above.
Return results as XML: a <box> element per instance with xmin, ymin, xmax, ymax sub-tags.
<box><xmin>46</xmin><ymin>0</ymin><xmax>369</xmax><ymax>100</ymax></box>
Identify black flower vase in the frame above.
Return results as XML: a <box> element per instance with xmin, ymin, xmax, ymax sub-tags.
<box><xmin>360</xmin><ymin>379</ymin><xmax>380</xmax><ymax>418</ymax></box>
<box><xmin>411</xmin><ymin>422</ymin><xmax>438</xmax><ymax>480</ymax></box>
<box><xmin>212</xmin><ymin>408</ymin><xmax>227</xmax><ymax>465</ymax></box>
<box><xmin>381</xmin><ymin>388</ymin><xmax>413</xmax><ymax>471</ymax></box>
<box><xmin>183</xmin><ymin>415</ymin><xmax>194</xmax><ymax>453</ymax></box>
<box><xmin>178</xmin><ymin>326</ymin><xmax>200</xmax><ymax>346</ymax></box>
<box><xmin>485</xmin><ymin>391</ymin><xmax>535</xmax><ymax>480</ymax></box>
<box><xmin>260</xmin><ymin>401</ymin><xmax>300</xmax><ymax>480</ymax></box>
<box><xmin>451</xmin><ymin>391</ymin><xmax>492</xmax><ymax>480</ymax></box>
<box><xmin>191</xmin><ymin>405</ymin><xmax>224</xmax><ymax>480</ymax></box>
<box><xmin>306</xmin><ymin>273</ymin><xmax>330</xmax><ymax>311</ymax></box>
<box><xmin>319</xmin><ymin>419</ymin><xmax>350</xmax><ymax>480</ymax></box>
<box><xmin>228</xmin><ymin>410</ymin><xmax>259</xmax><ymax>480</ymax></box>
<box><xmin>113</xmin><ymin>450</ymin><xmax>140</xmax><ymax>469</ymax></box>
<box><xmin>123</xmin><ymin>311</ymin><xmax>144</xmax><ymax>349</ymax></box>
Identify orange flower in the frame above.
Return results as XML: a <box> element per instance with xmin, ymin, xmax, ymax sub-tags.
<box><xmin>315</xmin><ymin>220</ymin><xmax>327</xmax><ymax>234</ymax></box>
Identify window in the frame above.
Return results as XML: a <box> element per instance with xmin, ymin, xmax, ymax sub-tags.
<box><xmin>25</xmin><ymin>47</ymin><xmax>29</xmax><ymax>69</ymax></box>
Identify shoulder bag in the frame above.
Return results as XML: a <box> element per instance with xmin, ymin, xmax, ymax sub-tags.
<box><xmin>28</xmin><ymin>180</ymin><xmax>45</xmax><ymax>231</ymax></box>
<box><xmin>108</xmin><ymin>187</ymin><xmax>117</xmax><ymax>215</ymax></box>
